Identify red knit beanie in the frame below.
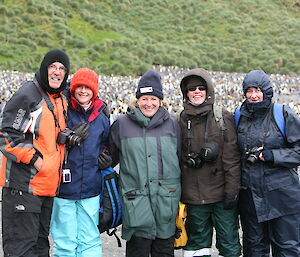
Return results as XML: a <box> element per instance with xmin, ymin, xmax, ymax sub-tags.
<box><xmin>70</xmin><ymin>68</ymin><xmax>99</xmax><ymax>99</ymax></box>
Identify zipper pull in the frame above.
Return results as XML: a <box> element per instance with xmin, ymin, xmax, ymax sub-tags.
<box><xmin>188</xmin><ymin>120</ymin><xmax>191</xmax><ymax>130</ymax></box>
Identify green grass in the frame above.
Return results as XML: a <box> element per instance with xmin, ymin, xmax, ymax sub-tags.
<box><xmin>68</xmin><ymin>15</ymin><xmax>122</xmax><ymax>44</ymax></box>
<box><xmin>0</xmin><ymin>0</ymin><xmax>299</xmax><ymax>75</ymax></box>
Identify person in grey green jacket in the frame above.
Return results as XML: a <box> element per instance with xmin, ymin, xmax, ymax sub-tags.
<box><xmin>106</xmin><ymin>70</ymin><xmax>181</xmax><ymax>257</ymax></box>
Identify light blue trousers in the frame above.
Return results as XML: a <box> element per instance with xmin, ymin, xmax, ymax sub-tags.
<box><xmin>50</xmin><ymin>196</ymin><xmax>102</xmax><ymax>257</ymax></box>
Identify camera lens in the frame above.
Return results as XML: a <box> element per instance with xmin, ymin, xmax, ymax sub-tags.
<box><xmin>186</xmin><ymin>153</ymin><xmax>203</xmax><ymax>168</ymax></box>
<box><xmin>186</xmin><ymin>158</ymin><xmax>196</xmax><ymax>168</ymax></box>
<box><xmin>68</xmin><ymin>134</ymin><xmax>81</xmax><ymax>146</ymax></box>
<box><xmin>246</xmin><ymin>148</ymin><xmax>261</xmax><ymax>164</ymax></box>
<box><xmin>247</xmin><ymin>154</ymin><xmax>258</xmax><ymax>164</ymax></box>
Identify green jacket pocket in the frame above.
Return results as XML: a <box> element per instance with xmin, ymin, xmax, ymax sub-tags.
<box><xmin>122</xmin><ymin>189</ymin><xmax>155</xmax><ymax>228</ymax></box>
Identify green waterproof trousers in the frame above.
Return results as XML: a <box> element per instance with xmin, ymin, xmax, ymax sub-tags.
<box><xmin>184</xmin><ymin>202</ymin><xmax>241</xmax><ymax>257</ymax></box>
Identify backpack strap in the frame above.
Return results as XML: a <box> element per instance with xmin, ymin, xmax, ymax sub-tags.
<box><xmin>213</xmin><ymin>105</ymin><xmax>226</xmax><ymax>132</ymax></box>
<box><xmin>272</xmin><ymin>103</ymin><xmax>285</xmax><ymax>137</ymax></box>
<box><xmin>234</xmin><ymin>105</ymin><xmax>241</xmax><ymax>129</ymax></box>
<box><xmin>233</xmin><ymin>103</ymin><xmax>285</xmax><ymax>138</ymax></box>
<box><xmin>106</xmin><ymin>228</ymin><xmax>122</xmax><ymax>247</ymax></box>
<box><xmin>106</xmin><ymin>176</ymin><xmax>122</xmax><ymax>228</ymax></box>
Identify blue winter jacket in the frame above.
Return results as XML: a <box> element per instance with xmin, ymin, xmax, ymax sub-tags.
<box><xmin>58</xmin><ymin>96</ymin><xmax>110</xmax><ymax>200</ymax></box>
<box><xmin>237</xmin><ymin>70</ymin><xmax>300</xmax><ymax>222</ymax></box>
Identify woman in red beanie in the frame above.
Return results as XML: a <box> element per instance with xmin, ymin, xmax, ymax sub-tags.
<box><xmin>50</xmin><ymin>68</ymin><xmax>110</xmax><ymax>257</ymax></box>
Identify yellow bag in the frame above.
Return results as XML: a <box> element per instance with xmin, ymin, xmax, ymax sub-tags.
<box><xmin>174</xmin><ymin>202</ymin><xmax>188</xmax><ymax>248</ymax></box>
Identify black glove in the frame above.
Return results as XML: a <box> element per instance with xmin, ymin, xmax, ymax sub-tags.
<box><xmin>71</xmin><ymin>122</ymin><xmax>89</xmax><ymax>144</ymax></box>
<box><xmin>262</xmin><ymin>149</ymin><xmax>274</xmax><ymax>163</ymax></box>
<box><xmin>223</xmin><ymin>193</ymin><xmax>238</xmax><ymax>210</ymax></box>
<box><xmin>98</xmin><ymin>151</ymin><xmax>112</xmax><ymax>170</ymax></box>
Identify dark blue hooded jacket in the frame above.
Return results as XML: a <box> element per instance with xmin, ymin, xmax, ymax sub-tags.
<box><xmin>58</xmin><ymin>96</ymin><xmax>110</xmax><ymax>200</ymax></box>
<box><xmin>237</xmin><ymin>70</ymin><xmax>300</xmax><ymax>222</ymax></box>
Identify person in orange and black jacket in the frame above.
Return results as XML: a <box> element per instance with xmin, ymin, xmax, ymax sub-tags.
<box><xmin>0</xmin><ymin>49</ymin><xmax>71</xmax><ymax>257</ymax></box>
<box><xmin>179</xmin><ymin>68</ymin><xmax>241</xmax><ymax>257</ymax></box>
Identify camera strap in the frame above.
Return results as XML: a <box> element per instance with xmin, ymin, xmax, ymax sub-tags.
<box><xmin>185</xmin><ymin>105</ymin><xmax>223</xmax><ymax>154</ymax></box>
<box><xmin>186</xmin><ymin>115</ymin><xmax>210</xmax><ymax>154</ymax></box>
<box><xmin>187</xmin><ymin>119</ymin><xmax>192</xmax><ymax>154</ymax></box>
<box><xmin>34</xmin><ymin>80</ymin><xmax>67</xmax><ymax>131</ymax></box>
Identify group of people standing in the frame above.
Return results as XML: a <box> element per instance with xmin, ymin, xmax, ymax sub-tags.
<box><xmin>0</xmin><ymin>49</ymin><xmax>299</xmax><ymax>257</ymax></box>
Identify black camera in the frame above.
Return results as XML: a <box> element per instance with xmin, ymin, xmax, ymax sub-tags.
<box><xmin>57</xmin><ymin>128</ymin><xmax>81</xmax><ymax>146</ymax></box>
<box><xmin>186</xmin><ymin>153</ymin><xmax>203</xmax><ymax>168</ymax></box>
<box><xmin>186</xmin><ymin>142</ymin><xmax>219</xmax><ymax>168</ymax></box>
<box><xmin>245</xmin><ymin>147</ymin><xmax>262</xmax><ymax>164</ymax></box>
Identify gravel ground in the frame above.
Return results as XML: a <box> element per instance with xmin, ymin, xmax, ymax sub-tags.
<box><xmin>0</xmin><ymin>193</ymin><xmax>221</xmax><ymax>257</ymax></box>
<box><xmin>0</xmin><ymin>215</ymin><xmax>220</xmax><ymax>257</ymax></box>
<box><xmin>101</xmin><ymin>227</ymin><xmax>189</xmax><ymax>257</ymax></box>
<box><xmin>58</xmin><ymin>226</ymin><xmax>220</xmax><ymax>257</ymax></box>
<box><xmin>0</xmin><ymin>156</ymin><xmax>220</xmax><ymax>257</ymax></box>
<box><xmin>3</xmin><ymin>158</ymin><xmax>297</xmax><ymax>256</ymax></box>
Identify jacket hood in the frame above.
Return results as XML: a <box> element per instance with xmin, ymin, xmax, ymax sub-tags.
<box><xmin>242</xmin><ymin>70</ymin><xmax>273</xmax><ymax>100</ymax></box>
<box><xmin>180</xmin><ymin>68</ymin><xmax>215</xmax><ymax>106</ymax></box>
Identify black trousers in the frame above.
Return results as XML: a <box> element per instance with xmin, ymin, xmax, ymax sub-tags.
<box><xmin>126</xmin><ymin>235</ymin><xmax>175</xmax><ymax>257</ymax></box>
<box><xmin>239</xmin><ymin>189</ymin><xmax>300</xmax><ymax>257</ymax></box>
<box><xmin>2</xmin><ymin>187</ymin><xmax>53</xmax><ymax>257</ymax></box>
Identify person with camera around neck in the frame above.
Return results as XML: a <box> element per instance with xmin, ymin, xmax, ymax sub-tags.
<box><xmin>236</xmin><ymin>70</ymin><xmax>300</xmax><ymax>257</ymax></box>
<box><xmin>50</xmin><ymin>68</ymin><xmax>110</xmax><ymax>257</ymax></box>
<box><xmin>179</xmin><ymin>68</ymin><xmax>241</xmax><ymax>257</ymax></box>
<box><xmin>0</xmin><ymin>49</ymin><xmax>70</xmax><ymax>256</ymax></box>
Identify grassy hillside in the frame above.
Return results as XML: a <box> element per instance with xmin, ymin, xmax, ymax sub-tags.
<box><xmin>0</xmin><ymin>0</ymin><xmax>299</xmax><ymax>75</ymax></box>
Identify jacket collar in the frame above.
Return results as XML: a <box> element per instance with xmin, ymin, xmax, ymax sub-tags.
<box><xmin>70</xmin><ymin>96</ymin><xmax>106</xmax><ymax>122</ymax></box>
<box><xmin>127</xmin><ymin>106</ymin><xmax>169</xmax><ymax>129</ymax></box>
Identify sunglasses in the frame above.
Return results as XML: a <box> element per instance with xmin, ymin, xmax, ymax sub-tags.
<box><xmin>188</xmin><ymin>86</ymin><xmax>206</xmax><ymax>91</ymax></box>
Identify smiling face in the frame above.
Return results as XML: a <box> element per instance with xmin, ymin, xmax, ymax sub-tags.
<box><xmin>74</xmin><ymin>85</ymin><xmax>93</xmax><ymax>105</ymax></box>
<box><xmin>137</xmin><ymin>95</ymin><xmax>160</xmax><ymax>118</ymax></box>
<box><xmin>246</xmin><ymin>87</ymin><xmax>264</xmax><ymax>103</ymax></box>
<box><xmin>187</xmin><ymin>86</ymin><xmax>207</xmax><ymax>105</ymax></box>
<box><xmin>47</xmin><ymin>62</ymin><xmax>66</xmax><ymax>89</ymax></box>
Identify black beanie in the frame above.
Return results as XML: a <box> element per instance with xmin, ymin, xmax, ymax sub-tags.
<box><xmin>35</xmin><ymin>49</ymin><xmax>70</xmax><ymax>94</ymax></box>
<box><xmin>136</xmin><ymin>70</ymin><xmax>163</xmax><ymax>99</ymax></box>
<box><xmin>186</xmin><ymin>76</ymin><xmax>207</xmax><ymax>89</ymax></box>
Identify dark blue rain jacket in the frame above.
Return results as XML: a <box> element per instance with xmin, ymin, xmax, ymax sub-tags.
<box><xmin>58</xmin><ymin>96</ymin><xmax>110</xmax><ymax>200</ymax></box>
<box><xmin>237</xmin><ymin>70</ymin><xmax>300</xmax><ymax>222</ymax></box>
